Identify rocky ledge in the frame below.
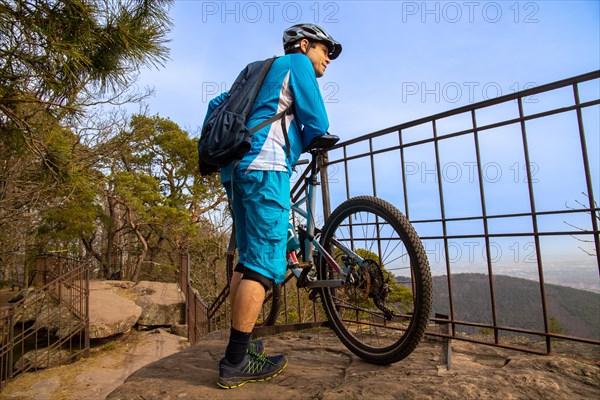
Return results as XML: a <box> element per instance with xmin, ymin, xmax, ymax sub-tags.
<box><xmin>106</xmin><ymin>329</ymin><xmax>600</xmax><ymax>400</ymax></box>
<box><xmin>6</xmin><ymin>280</ymin><xmax>186</xmax><ymax>371</ymax></box>
<box><xmin>9</xmin><ymin>280</ymin><xmax>186</xmax><ymax>339</ymax></box>
<box><xmin>87</xmin><ymin>280</ymin><xmax>185</xmax><ymax>338</ymax></box>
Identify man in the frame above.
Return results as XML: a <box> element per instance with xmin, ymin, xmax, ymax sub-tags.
<box><xmin>205</xmin><ymin>23</ymin><xmax>342</xmax><ymax>389</ymax></box>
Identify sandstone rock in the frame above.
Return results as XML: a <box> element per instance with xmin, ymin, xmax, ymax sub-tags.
<box><xmin>34</xmin><ymin>301</ymin><xmax>81</xmax><ymax>338</ymax></box>
<box><xmin>8</xmin><ymin>287</ymin><xmax>37</xmax><ymax>303</ymax></box>
<box><xmin>89</xmin><ymin>280</ymin><xmax>142</xmax><ymax>339</ymax></box>
<box><xmin>90</xmin><ymin>280</ymin><xmax>136</xmax><ymax>291</ymax></box>
<box><xmin>132</xmin><ymin>281</ymin><xmax>185</xmax><ymax>327</ymax></box>
<box><xmin>106</xmin><ymin>329</ymin><xmax>600</xmax><ymax>400</ymax></box>
<box><xmin>1</xmin><ymin>329</ymin><xmax>189</xmax><ymax>400</ymax></box>
<box><xmin>15</xmin><ymin>348</ymin><xmax>73</xmax><ymax>370</ymax></box>
<box><xmin>11</xmin><ymin>290</ymin><xmax>47</xmax><ymax>323</ymax></box>
<box><xmin>170</xmin><ymin>324</ymin><xmax>188</xmax><ymax>338</ymax></box>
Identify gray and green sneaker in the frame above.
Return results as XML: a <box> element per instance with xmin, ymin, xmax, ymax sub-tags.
<box><xmin>217</xmin><ymin>351</ymin><xmax>287</xmax><ymax>389</ymax></box>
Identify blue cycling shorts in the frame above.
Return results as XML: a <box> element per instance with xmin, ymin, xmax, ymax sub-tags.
<box><xmin>225</xmin><ymin>170</ymin><xmax>290</xmax><ymax>284</ymax></box>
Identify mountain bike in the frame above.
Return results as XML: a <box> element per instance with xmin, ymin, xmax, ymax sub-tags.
<box><xmin>226</xmin><ymin>134</ymin><xmax>432</xmax><ymax>364</ymax></box>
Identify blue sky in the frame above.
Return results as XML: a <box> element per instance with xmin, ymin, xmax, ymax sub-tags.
<box><xmin>137</xmin><ymin>1</ymin><xmax>599</xmax><ymax>135</ymax></box>
<box><xmin>134</xmin><ymin>1</ymin><xmax>600</xmax><ymax>289</ymax></box>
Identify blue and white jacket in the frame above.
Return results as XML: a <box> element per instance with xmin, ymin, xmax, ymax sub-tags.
<box><xmin>203</xmin><ymin>54</ymin><xmax>329</xmax><ymax>183</ymax></box>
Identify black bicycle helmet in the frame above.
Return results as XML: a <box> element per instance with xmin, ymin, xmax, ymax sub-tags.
<box><xmin>283</xmin><ymin>23</ymin><xmax>342</xmax><ymax>60</ymax></box>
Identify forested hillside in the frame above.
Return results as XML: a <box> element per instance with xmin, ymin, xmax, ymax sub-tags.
<box><xmin>430</xmin><ymin>273</ymin><xmax>599</xmax><ymax>340</ymax></box>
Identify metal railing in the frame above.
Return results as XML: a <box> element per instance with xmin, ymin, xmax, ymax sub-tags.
<box><xmin>1</xmin><ymin>255</ymin><xmax>89</xmax><ymax>389</ymax></box>
<box><xmin>322</xmin><ymin>70</ymin><xmax>600</xmax><ymax>355</ymax></box>
<box><xmin>184</xmin><ymin>70</ymin><xmax>600</xmax><ymax>355</ymax></box>
<box><xmin>180</xmin><ymin>254</ymin><xmax>209</xmax><ymax>344</ymax></box>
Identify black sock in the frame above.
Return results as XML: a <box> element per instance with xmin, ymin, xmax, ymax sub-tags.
<box><xmin>225</xmin><ymin>327</ymin><xmax>252</xmax><ymax>365</ymax></box>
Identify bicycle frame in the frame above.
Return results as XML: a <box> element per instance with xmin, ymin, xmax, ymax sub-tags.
<box><xmin>289</xmin><ymin>152</ymin><xmax>364</xmax><ymax>288</ymax></box>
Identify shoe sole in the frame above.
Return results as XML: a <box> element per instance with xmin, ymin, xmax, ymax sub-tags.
<box><xmin>217</xmin><ymin>358</ymin><xmax>288</xmax><ymax>389</ymax></box>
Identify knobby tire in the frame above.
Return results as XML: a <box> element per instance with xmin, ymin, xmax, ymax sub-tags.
<box><xmin>318</xmin><ymin>196</ymin><xmax>433</xmax><ymax>364</ymax></box>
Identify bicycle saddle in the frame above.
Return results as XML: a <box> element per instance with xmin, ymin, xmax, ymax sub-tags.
<box><xmin>303</xmin><ymin>134</ymin><xmax>340</xmax><ymax>152</ymax></box>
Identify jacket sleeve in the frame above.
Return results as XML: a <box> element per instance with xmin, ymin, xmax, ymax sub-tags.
<box><xmin>288</xmin><ymin>55</ymin><xmax>330</xmax><ymax>149</ymax></box>
<box><xmin>201</xmin><ymin>92</ymin><xmax>228</xmax><ymax>127</ymax></box>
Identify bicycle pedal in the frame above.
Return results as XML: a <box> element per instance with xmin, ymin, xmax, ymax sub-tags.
<box><xmin>298</xmin><ymin>262</ymin><xmax>312</xmax><ymax>268</ymax></box>
<box><xmin>308</xmin><ymin>289</ymin><xmax>320</xmax><ymax>302</ymax></box>
<box><xmin>296</xmin><ymin>267</ymin><xmax>313</xmax><ymax>288</ymax></box>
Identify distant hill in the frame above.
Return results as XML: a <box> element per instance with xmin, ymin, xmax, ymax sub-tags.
<box><xmin>404</xmin><ymin>273</ymin><xmax>599</xmax><ymax>340</ymax></box>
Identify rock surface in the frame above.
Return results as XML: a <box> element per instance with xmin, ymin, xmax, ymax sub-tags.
<box><xmin>106</xmin><ymin>329</ymin><xmax>600</xmax><ymax>400</ymax></box>
<box><xmin>2</xmin><ymin>285</ymin><xmax>598</xmax><ymax>399</ymax></box>
<box><xmin>86</xmin><ymin>280</ymin><xmax>186</xmax><ymax>338</ymax></box>
<box><xmin>132</xmin><ymin>281</ymin><xmax>185</xmax><ymax>327</ymax></box>
<box><xmin>34</xmin><ymin>301</ymin><xmax>81</xmax><ymax>339</ymax></box>
<box><xmin>7</xmin><ymin>287</ymin><xmax>37</xmax><ymax>303</ymax></box>
<box><xmin>2</xmin><ymin>328</ymin><xmax>187</xmax><ymax>400</ymax></box>
<box><xmin>14</xmin><ymin>349</ymin><xmax>73</xmax><ymax>371</ymax></box>
<box><xmin>88</xmin><ymin>281</ymin><xmax>142</xmax><ymax>339</ymax></box>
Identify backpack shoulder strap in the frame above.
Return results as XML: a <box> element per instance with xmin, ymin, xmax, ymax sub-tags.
<box><xmin>247</xmin><ymin>56</ymin><xmax>296</xmax><ymax>158</ymax></box>
<box><xmin>249</xmin><ymin>107</ymin><xmax>291</xmax><ymax>134</ymax></box>
<box><xmin>244</xmin><ymin>57</ymin><xmax>277</xmax><ymax>116</ymax></box>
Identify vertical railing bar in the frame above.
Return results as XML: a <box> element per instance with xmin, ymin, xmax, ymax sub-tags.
<box><xmin>368</xmin><ymin>138</ymin><xmax>384</xmax><ymax>264</ymax></box>
<box><xmin>194</xmin><ymin>295</ymin><xmax>199</xmax><ymax>343</ymax></box>
<box><xmin>517</xmin><ymin>96</ymin><xmax>551</xmax><ymax>354</ymax></box>
<box><xmin>44</xmin><ymin>288</ymin><xmax>49</xmax><ymax>369</ymax></box>
<box><xmin>296</xmin><ymin>286</ymin><xmax>302</xmax><ymax>323</ymax></box>
<box><xmin>8</xmin><ymin>309</ymin><xmax>14</xmax><ymax>379</ymax></box>
<box><xmin>283</xmin><ymin>278</ymin><xmax>289</xmax><ymax>324</ymax></box>
<box><xmin>471</xmin><ymin>109</ymin><xmax>500</xmax><ymax>345</ymax></box>
<box><xmin>341</xmin><ymin>145</ymin><xmax>356</xmax><ymax>252</ymax></box>
<box><xmin>432</xmin><ymin>119</ymin><xmax>455</xmax><ymax>336</ymax></box>
<box><xmin>182</xmin><ymin>254</ymin><xmax>191</xmax><ymax>341</ymax></box>
<box><xmin>343</xmin><ymin>145</ymin><xmax>350</xmax><ymax>201</ymax></box>
<box><xmin>573</xmin><ymin>82</ymin><xmax>600</xmax><ymax>270</ymax></box>
<box><xmin>84</xmin><ymin>264</ymin><xmax>90</xmax><ymax>357</ymax></box>
<box><xmin>368</xmin><ymin>137</ymin><xmax>385</xmax><ymax>275</ymax></box>
<box><xmin>190</xmin><ymin>292</ymin><xmax>194</xmax><ymax>343</ymax></box>
<box><xmin>187</xmin><ymin>285</ymin><xmax>192</xmax><ymax>342</ymax></box>
<box><xmin>369</xmin><ymin>138</ymin><xmax>377</xmax><ymax>197</ymax></box>
<box><xmin>399</xmin><ymin>129</ymin><xmax>410</xmax><ymax>219</ymax></box>
<box><xmin>340</xmin><ymin>144</ymin><xmax>357</xmax><ymax>255</ymax></box>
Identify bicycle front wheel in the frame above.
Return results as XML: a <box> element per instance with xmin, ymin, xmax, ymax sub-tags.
<box><xmin>318</xmin><ymin>196</ymin><xmax>432</xmax><ymax>364</ymax></box>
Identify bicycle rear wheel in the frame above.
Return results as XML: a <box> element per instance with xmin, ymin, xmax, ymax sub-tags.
<box><xmin>318</xmin><ymin>196</ymin><xmax>432</xmax><ymax>364</ymax></box>
<box><xmin>226</xmin><ymin>232</ymin><xmax>281</xmax><ymax>327</ymax></box>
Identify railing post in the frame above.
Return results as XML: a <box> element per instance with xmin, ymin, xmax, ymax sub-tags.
<box><xmin>35</xmin><ymin>256</ymin><xmax>46</xmax><ymax>287</ymax></box>
<box><xmin>179</xmin><ymin>253</ymin><xmax>191</xmax><ymax>341</ymax></box>
<box><xmin>573</xmin><ymin>83</ymin><xmax>600</xmax><ymax>270</ymax></box>
<box><xmin>8</xmin><ymin>309</ymin><xmax>14</xmax><ymax>380</ymax></box>
<box><xmin>84</xmin><ymin>264</ymin><xmax>90</xmax><ymax>358</ymax></box>
<box><xmin>435</xmin><ymin>313</ymin><xmax>452</xmax><ymax>370</ymax></box>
